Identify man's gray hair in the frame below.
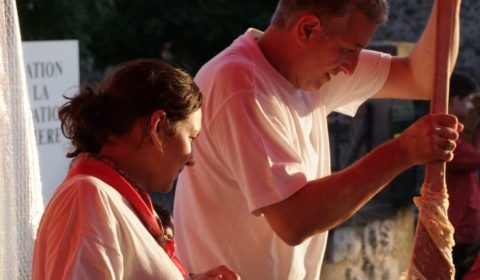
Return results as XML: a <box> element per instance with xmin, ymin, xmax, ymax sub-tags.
<box><xmin>271</xmin><ymin>0</ymin><xmax>389</xmax><ymax>31</ymax></box>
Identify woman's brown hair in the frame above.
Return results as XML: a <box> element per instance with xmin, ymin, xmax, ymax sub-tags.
<box><xmin>59</xmin><ymin>59</ymin><xmax>202</xmax><ymax>158</ymax></box>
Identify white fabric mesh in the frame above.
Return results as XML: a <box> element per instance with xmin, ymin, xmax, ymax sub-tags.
<box><xmin>0</xmin><ymin>0</ymin><xmax>44</xmax><ymax>279</ymax></box>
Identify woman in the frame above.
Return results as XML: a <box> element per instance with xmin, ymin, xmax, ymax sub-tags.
<box><xmin>32</xmin><ymin>59</ymin><xmax>239</xmax><ymax>280</ymax></box>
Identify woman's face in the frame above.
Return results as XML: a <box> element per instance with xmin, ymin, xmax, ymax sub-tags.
<box><xmin>150</xmin><ymin>109</ymin><xmax>202</xmax><ymax>192</ymax></box>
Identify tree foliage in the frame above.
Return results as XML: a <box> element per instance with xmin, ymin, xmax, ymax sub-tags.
<box><xmin>17</xmin><ymin>0</ymin><xmax>278</xmax><ymax>79</ymax></box>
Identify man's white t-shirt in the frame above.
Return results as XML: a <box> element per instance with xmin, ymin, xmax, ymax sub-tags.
<box><xmin>33</xmin><ymin>174</ymin><xmax>183</xmax><ymax>280</ymax></box>
<box><xmin>174</xmin><ymin>28</ymin><xmax>390</xmax><ymax>279</ymax></box>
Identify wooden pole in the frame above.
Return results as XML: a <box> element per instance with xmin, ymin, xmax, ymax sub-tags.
<box><xmin>406</xmin><ymin>0</ymin><xmax>458</xmax><ymax>279</ymax></box>
<box><xmin>427</xmin><ymin>0</ymin><xmax>454</xmax><ymax>193</ymax></box>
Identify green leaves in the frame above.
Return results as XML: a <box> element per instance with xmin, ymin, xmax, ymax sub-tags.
<box><xmin>18</xmin><ymin>0</ymin><xmax>277</xmax><ymax>79</ymax></box>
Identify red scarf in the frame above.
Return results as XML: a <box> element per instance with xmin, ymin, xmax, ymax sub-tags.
<box><xmin>68</xmin><ymin>158</ymin><xmax>188</xmax><ymax>277</ymax></box>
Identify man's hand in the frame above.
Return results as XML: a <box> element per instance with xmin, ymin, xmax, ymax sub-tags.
<box><xmin>395</xmin><ymin>114</ymin><xmax>463</xmax><ymax>165</ymax></box>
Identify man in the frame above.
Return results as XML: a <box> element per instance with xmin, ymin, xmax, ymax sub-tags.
<box><xmin>446</xmin><ymin>72</ymin><xmax>480</xmax><ymax>280</ymax></box>
<box><xmin>174</xmin><ymin>0</ymin><xmax>462</xmax><ymax>279</ymax></box>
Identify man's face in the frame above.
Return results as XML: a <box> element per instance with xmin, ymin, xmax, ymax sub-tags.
<box><xmin>294</xmin><ymin>10</ymin><xmax>378</xmax><ymax>91</ymax></box>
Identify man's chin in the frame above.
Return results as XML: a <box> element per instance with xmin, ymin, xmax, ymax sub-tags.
<box><xmin>311</xmin><ymin>77</ymin><xmax>331</xmax><ymax>91</ymax></box>
<box><xmin>304</xmin><ymin>83</ymin><xmax>325</xmax><ymax>92</ymax></box>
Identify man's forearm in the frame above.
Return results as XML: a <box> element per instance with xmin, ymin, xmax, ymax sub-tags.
<box><xmin>408</xmin><ymin>0</ymin><xmax>461</xmax><ymax>99</ymax></box>
<box><xmin>261</xmin><ymin>114</ymin><xmax>460</xmax><ymax>246</ymax></box>
<box><xmin>261</xmin><ymin>137</ymin><xmax>412</xmax><ymax>246</ymax></box>
<box><xmin>293</xmin><ymin>138</ymin><xmax>411</xmax><ymax>237</ymax></box>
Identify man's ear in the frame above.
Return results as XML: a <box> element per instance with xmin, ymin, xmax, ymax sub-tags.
<box><xmin>296</xmin><ymin>14</ymin><xmax>322</xmax><ymax>44</ymax></box>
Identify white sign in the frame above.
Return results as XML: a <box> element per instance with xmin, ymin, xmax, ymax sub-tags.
<box><xmin>23</xmin><ymin>40</ymin><xmax>79</xmax><ymax>204</ymax></box>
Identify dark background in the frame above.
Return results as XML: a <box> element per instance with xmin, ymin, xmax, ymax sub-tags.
<box><xmin>18</xmin><ymin>0</ymin><xmax>480</xmax><ymax>82</ymax></box>
<box><xmin>17</xmin><ymin>0</ymin><xmax>480</xmax><ymax>213</ymax></box>
<box><xmin>18</xmin><ymin>0</ymin><xmax>278</xmax><ymax>81</ymax></box>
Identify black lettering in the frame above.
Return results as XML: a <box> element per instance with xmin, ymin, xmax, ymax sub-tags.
<box><xmin>51</xmin><ymin>106</ymin><xmax>59</xmax><ymax>122</ymax></box>
<box><xmin>35</xmin><ymin>129</ymin><xmax>44</xmax><ymax>145</ymax></box>
<box><xmin>47</xmin><ymin>129</ymin><xmax>54</xmax><ymax>144</ymax></box>
<box><xmin>32</xmin><ymin>108</ymin><xmax>40</xmax><ymax>123</ymax></box>
<box><xmin>32</xmin><ymin>84</ymin><xmax>49</xmax><ymax>101</ymax></box>
<box><xmin>34</xmin><ymin>107</ymin><xmax>46</xmax><ymax>123</ymax></box>
<box><xmin>26</xmin><ymin>61</ymin><xmax>64</xmax><ymax>78</ymax></box>
<box><xmin>34</xmin><ymin>127</ymin><xmax>62</xmax><ymax>145</ymax></box>
<box><xmin>55</xmin><ymin>61</ymin><xmax>63</xmax><ymax>76</ymax></box>
<box><xmin>55</xmin><ymin>127</ymin><xmax>61</xmax><ymax>143</ymax></box>
<box><xmin>27</xmin><ymin>62</ymin><xmax>41</xmax><ymax>79</ymax></box>
<box><xmin>26</xmin><ymin>64</ymin><xmax>33</xmax><ymax>79</ymax></box>
<box><xmin>45</xmin><ymin>63</ymin><xmax>54</xmax><ymax>77</ymax></box>
<box><xmin>32</xmin><ymin>106</ymin><xmax>59</xmax><ymax>123</ymax></box>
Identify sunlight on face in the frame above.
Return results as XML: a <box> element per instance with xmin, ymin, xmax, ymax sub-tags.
<box><xmin>297</xmin><ymin>10</ymin><xmax>378</xmax><ymax>91</ymax></box>
<box><xmin>154</xmin><ymin>109</ymin><xmax>202</xmax><ymax>192</ymax></box>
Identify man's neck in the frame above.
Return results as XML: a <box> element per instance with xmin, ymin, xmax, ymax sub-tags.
<box><xmin>257</xmin><ymin>26</ymin><xmax>297</xmax><ymax>85</ymax></box>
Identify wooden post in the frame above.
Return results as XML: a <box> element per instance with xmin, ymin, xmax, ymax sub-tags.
<box><xmin>405</xmin><ymin>0</ymin><xmax>458</xmax><ymax>279</ymax></box>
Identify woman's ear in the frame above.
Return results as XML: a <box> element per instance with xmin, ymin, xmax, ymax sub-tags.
<box><xmin>149</xmin><ymin>110</ymin><xmax>167</xmax><ymax>134</ymax></box>
<box><xmin>148</xmin><ymin>110</ymin><xmax>167</xmax><ymax>149</ymax></box>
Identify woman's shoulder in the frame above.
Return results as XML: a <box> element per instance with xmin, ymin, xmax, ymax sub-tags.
<box><xmin>49</xmin><ymin>174</ymin><xmax>120</xmax><ymax>206</ymax></box>
<box><xmin>40</xmin><ymin>174</ymin><xmax>127</xmax><ymax>231</ymax></box>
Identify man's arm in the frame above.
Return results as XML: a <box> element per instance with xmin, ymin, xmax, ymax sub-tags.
<box><xmin>373</xmin><ymin>0</ymin><xmax>461</xmax><ymax>100</ymax></box>
<box><xmin>260</xmin><ymin>114</ymin><xmax>461</xmax><ymax>246</ymax></box>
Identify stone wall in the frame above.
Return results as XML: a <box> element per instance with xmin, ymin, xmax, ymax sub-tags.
<box><xmin>374</xmin><ymin>0</ymin><xmax>480</xmax><ymax>82</ymax></box>
<box><xmin>320</xmin><ymin>206</ymin><xmax>415</xmax><ymax>280</ymax></box>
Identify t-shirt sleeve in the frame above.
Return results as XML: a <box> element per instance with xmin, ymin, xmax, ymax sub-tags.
<box><xmin>323</xmin><ymin>50</ymin><xmax>391</xmax><ymax>116</ymax></box>
<box><xmin>208</xmin><ymin>92</ymin><xmax>308</xmax><ymax>214</ymax></box>
<box><xmin>40</xmin><ymin>177</ymin><xmax>124</xmax><ymax>279</ymax></box>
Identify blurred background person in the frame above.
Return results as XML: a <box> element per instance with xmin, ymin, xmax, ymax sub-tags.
<box><xmin>464</xmin><ymin>242</ymin><xmax>480</xmax><ymax>280</ymax></box>
<box><xmin>446</xmin><ymin>71</ymin><xmax>480</xmax><ymax>280</ymax></box>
